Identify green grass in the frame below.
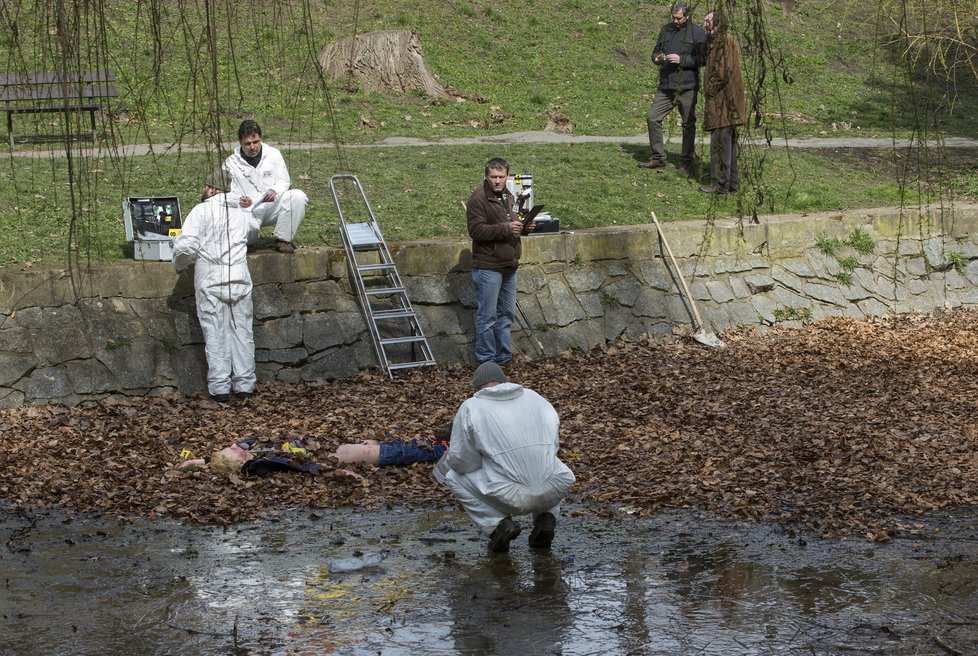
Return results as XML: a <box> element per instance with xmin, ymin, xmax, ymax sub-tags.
<box><xmin>0</xmin><ymin>142</ymin><xmax>924</xmax><ymax>266</ymax></box>
<box><xmin>1</xmin><ymin>0</ymin><xmax>974</xmax><ymax>267</ymax></box>
<box><xmin>2</xmin><ymin>0</ymin><xmax>975</xmax><ymax>148</ymax></box>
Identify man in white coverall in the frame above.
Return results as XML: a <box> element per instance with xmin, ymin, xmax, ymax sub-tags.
<box><xmin>173</xmin><ymin>170</ymin><xmax>260</xmax><ymax>403</ymax></box>
<box><xmin>439</xmin><ymin>361</ymin><xmax>575</xmax><ymax>553</ymax></box>
<box><xmin>224</xmin><ymin>119</ymin><xmax>308</xmax><ymax>254</ymax></box>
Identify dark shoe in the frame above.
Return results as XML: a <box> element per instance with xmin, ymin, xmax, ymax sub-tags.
<box><xmin>210</xmin><ymin>393</ymin><xmax>230</xmax><ymax>403</ymax></box>
<box><xmin>678</xmin><ymin>162</ymin><xmax>694</xmax><ymax>177</ymax></box>
<box><xmin>638</xmin><ymin>159</ymin><xmax>666</xmax><ymax>170</ymax></box>
<box><xmin>234</xmin><ymin>391</ymin><xmax>253</xmax><ymax>403</ymax></box>
<box><xmin>698</xmin><ymin>184</ymin><xmax>729</xmax><ymax>195</ymax></box>
<box><xmin>274</xmin><ymin>240</ymin><xmax>295</xmax><ymax>254</ymax></box>
<box><xmin>528</xmin><ymin>512</ymin><xmax>556</xmax><ymax>549</ymax></box>
<box><xmin>488</xmin><ymin>517</ymin><xmax>521</xmax><ymax>553</ymax></box>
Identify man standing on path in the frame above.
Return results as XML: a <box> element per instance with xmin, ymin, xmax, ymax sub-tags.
<box><xmin>699</xmin><ymin>9</ymin><xmax>746</xmax><ymax>194</ymax></box>
<box><xmin>224</xmin><ymin>120</ymin><xmax>308</xmax><ymax>254</ymax></box>
<box><xmin>173</xmin><ymin>170</ymin><xmax>260</xmax><ymax>403</ymax></box>
<box><xmin>466</xmin><ymin>157</ymin><xmax>535</xmax><ymax>365</ymax></box>
<box><xmin>639</xmin><ymin>1</ymin><xmax>707</xmax><ymax>176</ymax></box>
<box><xmin>437</xmin><ymin>362</ymin><xmax>576</xmax><ymax>553</ymax></box>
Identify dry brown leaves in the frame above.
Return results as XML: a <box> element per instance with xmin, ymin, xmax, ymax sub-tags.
<box><xmin>2</xmin><ymin>311</ymin><xmax>977</xmax><ymax>541</ymax></box>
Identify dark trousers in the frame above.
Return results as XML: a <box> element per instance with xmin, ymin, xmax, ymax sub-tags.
<box><xmin>646</xmin><ymin>88</ymin><xmax>698</xmax><ymax>165</ymax></box>
<box><xmin>709</xmin><ymin>126</ymin><xmax>740</xmax><ymax>191</ymax></box>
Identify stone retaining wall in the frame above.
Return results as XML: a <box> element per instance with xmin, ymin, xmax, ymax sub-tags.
<box><xmin>2</xmin><ymin>203</ymin><xmax>976</xmax><ymax>407</ymax></box>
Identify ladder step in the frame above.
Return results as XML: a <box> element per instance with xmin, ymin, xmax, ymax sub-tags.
<box><xmin>387</xmin><ymin>360</ymin><xmax>437</xmax><ymax>371</ymax></box>
<box><xmin>373</xmin><ymin>309</ymin><xmax>417</xmax><ymax>320</ymax></box>
<box><xmin>366</xmin><ymin>286</ymin><xmax>406</xmax><ymax>296</ymax></box>
<box><xmin>357</xmin><ymin>263</ymin><xmax>396</xmax><ymax>272</ymax></box>
<box><xmin>380</xmin><ymin>336</ymin><xmax>429</xmax><ymax>346</ymax></box>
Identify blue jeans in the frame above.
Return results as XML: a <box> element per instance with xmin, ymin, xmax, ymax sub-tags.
<box><xmin>377</xmin><ymin>438</ymin><xmax>448</xmax><ymax>466</ymax></box>
<box><xmin>472</xmin><ymin>267</ymin><xmax>516</xmax><ymax>364</ymax></box>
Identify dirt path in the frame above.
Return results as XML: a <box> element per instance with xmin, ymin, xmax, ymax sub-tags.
<box><xmin>8</xmin><ymin>131</ymin><xmax>978</xmax><ymax>158</ymax></box>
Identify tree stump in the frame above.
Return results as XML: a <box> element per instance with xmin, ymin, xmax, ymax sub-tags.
<box><xmin>319</xmin><ymin>30</ymin><xmax>452</xmax><ymax>100</ymax></box>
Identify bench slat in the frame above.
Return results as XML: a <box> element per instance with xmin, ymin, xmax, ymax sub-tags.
<box><xmin>0</xmin><ymin>84</ymin><xmax>117</xmax><ymax>102</ymax></box>
<box><xmin>0</xmin><ymin>70</ymin><xmax>116</xmax><ymax>86</ymax></box>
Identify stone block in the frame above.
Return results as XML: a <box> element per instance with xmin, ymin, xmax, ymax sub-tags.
<box><xmin>542</xmin><ymin>279</ymin><xmax>585</xmax><ymax>327</ymax></box>
<box><xmin>630</xmin><ymin>260</ymin><xmax>672</xmax><ymax>291</ymax></box>
<box><xmin>780</xmin><ymin>258</ymin><xmax>815</xmax><ymax>278</ymax></box>
<box><xmin>26</xmin><ymin>366</ymin><xmax>72</xmax><ymax>400</ymax></box>
<box><xmin>0</xmin><ymin>387</ymin><xmax>25</xmax><ymax>409</ymax></box>
<box><xmin>711</xmin><ymin>256</ymin><xmax>747</xmax><ymax>275</ymax></box>
<box><xmin>405</xmin><ymin>276</ymin><xmax>455</xmax><ymax>305</ymax></box>
<box><xmin>16</xmin><ymin>305</ymin><xmax>94</xmax><ymax>365</ymax></box>
<box><xmin>0</xmin><ymin>352</ymin><xmax>35</xmax><ymax>386</ymax></box>
<box><xmin>282</xmin><ymin>280</ymin><xmax>358</xmax><ymax>314</ymax></box>
<box><xmin>253</xmin><ymin>284</ymin><xmax>294</xmax><ymax>320</ymax></box>
<box><xmin>705</xmin><ymin>280</ymin><xmax>735</xmax><ymax>304</ymax></box>
<box><xmin>304</xmin><ymin>311</ymin><xmax>365</xmax><ymax>352</ymax></box>
<box><xmin>729</xmin><ymin>277</ymin><xmax>751</xmax><ymax>299</ymax></box>
<box><xmin>565</xmin><ymin>267</ymin><xmax>607</xmax><ymax>293</ymax></box>
<box><xmin>254</xmin><ymin>314</ymin><xmax>304</xmax><ymax>350</ymax></box>
<box><xmin>171</xmin><ymin>347</ymin><xmax>208</xmax><ymax>395</ymax></box>
<box><xmin>571</xmin><ymin>291</ymin><xmax>603</xmax><ymax>319</ymax></box>
<box><xmin>96</xmin><ymin>337</ymin><xmax>169</xmax><ymax>389</ymax></box>
<box><xmin>745</xmin><ymin>274</ymin><xmax>775</xmax><ymax>294</ymax></box>
<box><xmin>806</xmin><ymin>282</ymin><xmax>848</xmax><ymax>306</ymax></box>
<box><xmin>256</xmin><ymin>347</ymin><xmax>308</xmax><ymax>365</ymax></box>
<box><xmin>64</xmin><ymin>359</ymin><xmax>117</xmax><ymax>395</ymax></box>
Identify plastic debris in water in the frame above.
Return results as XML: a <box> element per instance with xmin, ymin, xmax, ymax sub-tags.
<box><xmin>328</xmin><ymin>550</ymin><xmax>388</xmax><ymax>573</ymax></box>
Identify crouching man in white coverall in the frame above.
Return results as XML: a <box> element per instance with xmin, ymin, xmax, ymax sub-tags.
<box><xmin>173</xmin><ymin>170</ymin><xmax>260</xmax><ymax>403</ymax></box>
<box><xmin>437</xmin><ymin>361</ymin><xmax>576</xmax><ymax>553</ymax></box>
<box><xmin>224</xmin><ymin>119</ymin><xmax>308</xmax><ymax>254</ymax></box>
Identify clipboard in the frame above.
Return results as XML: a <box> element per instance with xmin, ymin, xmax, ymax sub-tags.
<box><xmin>520</xmin><ymin>204</ymin><xmax>545</xmax><ymax>227</ymax></box>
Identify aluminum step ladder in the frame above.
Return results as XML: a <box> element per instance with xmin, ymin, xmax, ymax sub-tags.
<box><xmin>329</xmin><ymin>174</ymin><xmax>436</xmax><ymax>377</ymax></box>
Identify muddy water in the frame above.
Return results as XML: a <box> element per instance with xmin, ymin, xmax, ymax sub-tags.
<box><xmin>1</xmin><ymin>505</ymin><xmax>976</xmax><ymax>655</ymax></box>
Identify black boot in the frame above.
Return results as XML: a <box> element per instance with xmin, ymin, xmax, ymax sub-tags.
<box><xmin>488</xmin><ymin>517</ymin><xmax>521</xmax><ymax>553</ymax></box>
<box><xmin>528</xmin><ymin>512</ymin><xmax>556</xmax><ymax>549</ymax></box>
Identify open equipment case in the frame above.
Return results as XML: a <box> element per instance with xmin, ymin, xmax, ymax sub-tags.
<box><xmin>123</xmin><ymin>196</ymin><xmax>183</xmax><ymax>261</ymax></box>
<box><xmin>506</xmin><ymin>172</ymin><xmax>559</xmax><ymax>234</ymax></box>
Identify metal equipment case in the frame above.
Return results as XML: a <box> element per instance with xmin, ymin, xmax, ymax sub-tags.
<box><xmin>123</xmin><ymin>196</ymin><xmax>182</xmax><ymax>261</ymax></box>
<box><xmin>506</xmin><ymin>172</ymin><xmax>559</xmax><ymax>234</ymax></box>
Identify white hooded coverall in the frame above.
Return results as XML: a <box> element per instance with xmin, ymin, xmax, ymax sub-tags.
<box><xmin>172</xmin><ymin>194</ymin><xmax>260</xmax><ymax>396</ymax></box>
<box><xmin>224</xmin><ymin>143</ymin><xmax>308</xmax><ymax>244</ymax></box>
<box><xmin>442</xmin><ymin>382</ymin><xmax>576</xmax><ymax>533</ymax></box>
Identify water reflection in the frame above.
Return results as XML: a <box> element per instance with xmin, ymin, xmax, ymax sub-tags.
<box><xmin>1</xmin><ymin>507</ymin><xmax>975</xmax><ymax>655</ymax></box>
<box><xmin>447</xmin><ymin>552</ymin><xmax>572</xmax><ymax>654</ymax></box>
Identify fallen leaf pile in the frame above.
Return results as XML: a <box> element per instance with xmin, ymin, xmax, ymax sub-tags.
<box><xmin>1</xmin><ymin>311</ymin><xmax>976</xmax><ymax>541</ymax></box>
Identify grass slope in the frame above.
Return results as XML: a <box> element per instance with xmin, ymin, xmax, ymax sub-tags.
<box><xmin>0</xmin><ymin>0</ymin><xmax>975</xmax><ymax>266</ymax></box>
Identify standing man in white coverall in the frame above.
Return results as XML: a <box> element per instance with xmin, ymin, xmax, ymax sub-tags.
<box><xmin>173</xmin><ymin>170</ymin><xmax>260</xmax><ymax>403</ymax></box>
<box><xmin>224</xmin><ymin>119</ymin><xmax>308</xmax><ymax>254</ymax></box>
<box><xmin>438</xmin><ymin>362</ymin><xmax>576</xmax><ymax>553</ymax></box>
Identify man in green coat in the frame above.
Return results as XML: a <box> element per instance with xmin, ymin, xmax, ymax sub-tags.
<box><xmin>699</xmin><ymin>9</ymin><xmax>747</xmax><ymax>194</ymax></box>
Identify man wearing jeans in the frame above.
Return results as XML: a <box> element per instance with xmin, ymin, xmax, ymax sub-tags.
<box><xmin>639</xmin><ymin>1</ymin><xmax>706</xmax><ymax>176</ymax></box>
<box><xmin>466</xmin><ymin>158</ymin><xmax>534</xmax><ymax>364</ymax></box>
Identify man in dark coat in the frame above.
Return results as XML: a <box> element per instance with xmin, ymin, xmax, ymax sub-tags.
<box><xmin>639</xmin><ymin>1</ymin><xmax>707</xmax><ymax>176</ymax></box>
<box><xmin>699</xmin><ymin>9</ymin><xmax>747</xmax><ymax>194</ymax></box>
<box><xmin>466</xmin><ymin>158</ymin><xmax>535</xmax><ymax>364</ymax></box>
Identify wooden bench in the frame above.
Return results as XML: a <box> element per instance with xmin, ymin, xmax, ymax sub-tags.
<box><xmin>0</xmin><ymin>71</ymin><xmax>117</xmax><ymax>146</ymax></box>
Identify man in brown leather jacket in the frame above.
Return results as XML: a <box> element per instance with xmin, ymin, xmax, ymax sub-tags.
<box><xmin>466</xmin><ymin>158</ymin><xmax>534</xmax><ymax>364</ymax></box>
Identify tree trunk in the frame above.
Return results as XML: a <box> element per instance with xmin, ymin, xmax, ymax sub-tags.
<box><xmin>319</xmin><ymin>30</ymin><xmax>452</xmax><ymax>100</ymax></box>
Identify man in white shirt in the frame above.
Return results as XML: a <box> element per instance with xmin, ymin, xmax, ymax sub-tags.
<box><xmin>224</xmin><ymin>119</ymin><xmax>308</xmax><ymax>254</ymax></box>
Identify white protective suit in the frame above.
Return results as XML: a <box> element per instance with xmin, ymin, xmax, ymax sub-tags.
<box><xmin>224</xmin><ymin>143</ymin><xmax>308</xmax><ymax>244</ymax></box>
<box><xmin>172</xmin><ymin>193</ymin><xmax>260</xmax><ymax>396</ymax></box>
<box><xmin>442</xmin><ymin>382</ymin><xmax>576</xmax><ymax>533</ymax></box>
